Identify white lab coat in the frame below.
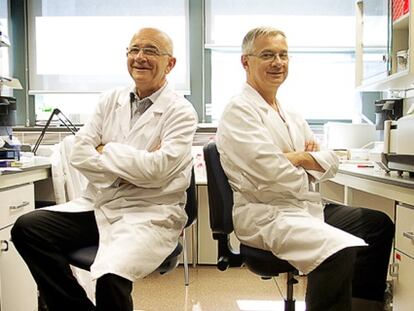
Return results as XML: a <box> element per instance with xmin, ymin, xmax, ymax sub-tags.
<box><xmin>50</xmin><ymin>135</ymin><xmax>88</xmax><ymax>204</ymax></box>
<box><xmin>50</xmin><ymin>84</ymin><xmax>198</xmax><ymax>282</ymax></box>
<box><xmin>216</xmin><ymin>83</ymin><xmax>365</xmax><ymax>274</ymax></box>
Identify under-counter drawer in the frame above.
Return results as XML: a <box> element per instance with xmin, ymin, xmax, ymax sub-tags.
<box><xmin>0</xmin><ymin>183</ymin><xmax>35</xmax><ymax>229</ymax></box>
<box><xmin>395</xmin><ymin>204</ymin><xmax>414</xmax><ymax>258</ymax></box>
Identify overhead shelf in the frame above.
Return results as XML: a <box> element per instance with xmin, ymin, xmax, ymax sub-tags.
<box><xmin>357</xmin><ymin>69</ymin><xmax>414</xmax><ymax>91</ymax></box>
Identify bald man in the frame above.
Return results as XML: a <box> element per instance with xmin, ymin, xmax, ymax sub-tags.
<box><xmin>12</xmin><ymin>28</ymin><xmax>198</xmax><ymax>311</ymax></box>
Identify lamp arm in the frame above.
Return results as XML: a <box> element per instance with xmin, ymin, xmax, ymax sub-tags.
<box><xmin>32</xmin><ymin>108</ymin><xmax>78</xmax><ymax>155</ymax></box>
<box><xmin>55</xmin><ymin>109</ymin><xmax>78</xmax><ymax>135</ymax></box>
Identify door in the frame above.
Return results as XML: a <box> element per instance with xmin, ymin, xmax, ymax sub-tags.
<box><xmin>393</xmin><ymin>251</ymin><xmax>414</xmax><ymax>311</ymax></box>
<box><xmin>0</xmin><ymin>225</ymin><xmax>37</xmax><ymax>311</ymax></box>
<box><xmin>361</xmin><ymin>0</ymin><xmax>391</xmax><ymax>81</ymax></box>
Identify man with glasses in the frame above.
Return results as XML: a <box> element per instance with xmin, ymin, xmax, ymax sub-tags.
<box><xmin>216</xmin><ymin>26</ymin><xmax>394</xmax><ymax>310</ymax></box>
<box><xmin>12</xmin><ymin>27</ymin><xmax>197</xmax><ymax>311</ymax></box>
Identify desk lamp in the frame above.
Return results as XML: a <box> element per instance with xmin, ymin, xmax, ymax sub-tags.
<box><xmin>32</xmin><ymin>108</ymin><xmax>78</xmax><ymax>155</ymax></box>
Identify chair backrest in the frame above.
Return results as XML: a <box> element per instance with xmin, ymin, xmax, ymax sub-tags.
<box><xmin>184</xmin><ymin>167</ymin><xmax>197</xmax><ymax>228</ymax></box>
<box><xmin>203</xmin><ymin>141</ymin><xmax>234</xmax><ymax>235</ymax></box>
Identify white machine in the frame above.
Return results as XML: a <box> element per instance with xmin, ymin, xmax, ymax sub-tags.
<box><xmin>0</xmin><ymin>77</ymin><xmax>22</xmax><ymax>161</ymax></box>
<box><xmin>382</xmin><ymin>114</ymin><xmax>414</xmax><ymax>175</ymax></box>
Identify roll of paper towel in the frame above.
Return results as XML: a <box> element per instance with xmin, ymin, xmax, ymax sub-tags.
<box><xmin>324</xmin><ymin>122</ymin><xmax>376</xmax><ymax>149</ymax></box>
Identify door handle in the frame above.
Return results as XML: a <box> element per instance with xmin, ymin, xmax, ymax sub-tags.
<box><xmin>1</xmin><ymin>240</ymin><xmax>9</xmax><ymax>252</ymax></box>
<box><xmin>389</xmin><ymin>262</ymin><xmax>399</xmax><ymax>278</ymax></box>
<box><xmin>9</xmin><ymin>201</ymin><xmax>30</xmax><ymax>211</ymax></box>
<box><xmin>403</xmin><ymin>231</ymin><xmax>414</xmax><ymax>242</ymax></box>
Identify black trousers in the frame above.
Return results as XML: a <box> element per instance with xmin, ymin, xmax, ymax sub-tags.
<box><xmin>11</xmin><ymin>209</ymin><xmax>133</xmax><ymax>311</ymax></box>
<box><xmin>305</xmin><ymin>203</ymin><xmax>394</xmax><ymax>311</ymax></box>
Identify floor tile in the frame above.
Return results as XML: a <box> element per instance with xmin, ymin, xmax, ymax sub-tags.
<box><xmin>132</xmin><ymin>265</ymin><xmax>306</xmax><ymax>311</ymax></box>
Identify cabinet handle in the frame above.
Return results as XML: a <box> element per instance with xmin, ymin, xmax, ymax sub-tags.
<box><xmin>402</xmin><ymin>231</ymin><xmax>414</xmax><ymax>241</ymax></box>
<box><xmin>389</xmin><ymin>262</ymin><xmax>399</xmax><ymax>278</ymax></box>
<box><xmin>1</xmin><ymin>240</ymin><xmax>9</xmax><ymax>252</ymax></box>
<box><xmin>9</xmin><ymin>201</ymin><xmax>30</xmax><ymax>211</ymax></box>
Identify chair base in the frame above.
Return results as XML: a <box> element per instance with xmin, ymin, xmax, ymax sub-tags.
<box><xmin>284</xmin><ymin>298</ymin><xmax>296</xmax><ymax>311</ymax></box>
<box><xmin>240</xmin><ymin>244</ymin><xmax>298</xmax><ymax>311</ymax></box>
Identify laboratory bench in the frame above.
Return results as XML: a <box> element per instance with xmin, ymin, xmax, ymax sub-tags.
<box><xmin>320</xmin><ymin>163</ymin><xmax>414</xmax><ymax>311</ymax></box>
<box><xmin>196</xmin><ymin>153</ymin><xmax>414</xmax><ymax>309</ymax></box>
<box><xmin>0</xmin><ymin>157</ymin><xmax>50</xmax><ymax>311</ymax></box>
<box><xmin>2</xmin><ymin>151</ymin><xmax>414</xmax><ymax>310</ymax></box>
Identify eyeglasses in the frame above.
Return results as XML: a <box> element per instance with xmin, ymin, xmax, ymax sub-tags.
<box><xmin>247</xmin><ymin>51</ymin><xmax>289</xmax><ymax>63</ymax></box>
<box><xmin>126</xmin><ymin>46</ymin><xmax>171</xmax><ymax>58</ymax></box>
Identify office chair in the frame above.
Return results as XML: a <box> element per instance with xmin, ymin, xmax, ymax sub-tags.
<box><xmin>65</xmin><ymin>168</ymin><xmax>197</xmax><ymax>286</ymax></box>
<box><xmin>203</xmin><ymin>142</ymin><xmax>298</xmax><ymax>311</ymax></box>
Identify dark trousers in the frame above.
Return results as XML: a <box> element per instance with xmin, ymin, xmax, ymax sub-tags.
<box><xmin>11</xmin><ymin>209</ymin><xmax>133</xmax><ymax>311</ymax></box>
<box><xmin>306</xmin><ymin>204</ymin><xmax>394</xmax><ymax>311</ymax></box>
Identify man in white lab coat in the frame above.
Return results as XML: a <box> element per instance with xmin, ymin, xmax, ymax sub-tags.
<box><xmin>216</xmin><ymin>26</ymin><xmax>394</xmax><ymax>311</ymax></box>
<box><xmin>12</xmin><ymin>28</ymin><xmax>198</xmax><ymax>311</ymax></box>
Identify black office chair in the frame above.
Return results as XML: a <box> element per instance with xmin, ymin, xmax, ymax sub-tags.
<box><xmin>66</xmin><ymin>168</ymin><xmax>197</xmax><ymax>286</ymax></box>
<box><xmin>203</xmin><ymin>142</ymin><xmax>298</xmax><ymax>311</ymax></box>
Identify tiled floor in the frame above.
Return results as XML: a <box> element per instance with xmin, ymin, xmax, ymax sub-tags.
<box><xmin>132</xmin><ymin>265</ymin><xmax>307</xmax><ymax>311</ymax></box>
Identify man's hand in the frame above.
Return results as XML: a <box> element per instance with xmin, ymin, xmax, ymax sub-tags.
<box><xmin>285</xmin><ymin>151</ymin><xmax>324</xmax><ymax>172</ymax></box>
<box><xmin>285</xmin><ymin>152</ymin><xmax>303</xmax><ymax>167</ymax></box>
<box><xmin>305</xmin><ymin>140</ymin><xmax>320</xmax><ymax>152</ymax></box>
<box><xmin>96</xmin><ymin>144</ymin><xmax>105</xmax><ymax>154</ymax></box>
<box><xmin>150</xmin><ymin>143</ymin><xmax>161</xmax><ymax>152</ymax></box>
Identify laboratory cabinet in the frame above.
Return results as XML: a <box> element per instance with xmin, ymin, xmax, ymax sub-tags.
<box><xmin>0</xmin><ymin>183</ymin><xmax>37</xmax><ymax>311</ymax></box>
<box><xmin>356</xmin><ymin>0</ymin><xmax>414</xmax><ymax>90</ymax></box>
<box><xmin>320</xmin><ymin>166</ymin><xmax>414</xmax><ymax>311</ymax></box>
<box><xmin>356</xmin><ymin>0</ymin><xmax>391</xmax><ymax>84</ymax></box>
<box><xmin>393</xmin><ymin>203</ymin><xmax>414</xmax><ymax>311</ymax></box>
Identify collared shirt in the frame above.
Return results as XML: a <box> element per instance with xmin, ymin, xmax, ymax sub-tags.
<box><xmin>130</xmin><ymin>83</ymin><xmax>167</xmax><ymax>129</ymax></box>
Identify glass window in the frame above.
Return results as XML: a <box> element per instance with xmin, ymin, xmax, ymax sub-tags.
<box><xmin>206</xmin><ymin>0</ymin><xmax>357</xmax><ymax>122</ymax></box>
<box><xmin>28</xmin><ymin>0</ymin><xmax>188</xmax><ymax>93</ymax></box>
<box><xmin>28</xmin><ymin>0</ymin><xmax>189</xmax><ymax>124</ymax></box>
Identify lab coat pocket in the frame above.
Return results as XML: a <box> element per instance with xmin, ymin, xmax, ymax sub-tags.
<box><xmin>150</xmin><ymin>206</ymin><xmax>187</xmax><ymax>231</ymax></box>
<box><xmin>99</xmin><ymin>197</ymin><xmax>130</xmax><ymax>223</ymax></box>
<box><xmin>234</xmin><ymin>203</ymin><xmax>275</xmax><ymax>235</ymax></box>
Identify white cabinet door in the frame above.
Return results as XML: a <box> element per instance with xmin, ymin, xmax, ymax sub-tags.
<box><xmin>0</xmin><ymin>225</ymin><xmax>38</xmax><ymax>311</ymax></box>
<box><xmin>0</xmin><ymin>183</ymin><xmax>35</xmax><ymax>229</ymax></box>
<box><xmin>393</xmin><ymin>204</ymin><xmax>414</xmax><ymax>311</ymax></box>
<box><xmin>197</xmin><ymin>186</ymin><xmax>217</xmax><ymax>264</ymax></box>
<box><xmin>395</xmin><ymin>204</ymin><xmax>414</xmax><ymax>258</ymax></box>
<box><xmin>393</xmin><ymin>250</ymin><xmax>414</xmax><ymax>311</ymax></box>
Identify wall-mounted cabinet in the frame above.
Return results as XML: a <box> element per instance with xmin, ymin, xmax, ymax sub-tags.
<box><xmin>357</xmin><ymin>0</ymin><xmax>391</xmax><ymax>84</ymax></box>
<box><xmin>356</xmin><ymin>0</ymin><xmax>414</xmax><ymax>90</ymax></box>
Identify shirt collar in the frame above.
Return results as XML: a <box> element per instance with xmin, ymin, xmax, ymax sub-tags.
<box><xmin>131</xmin><ymin>82</ymin><xmax>168</xmax><ymax>104</ymax></box>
